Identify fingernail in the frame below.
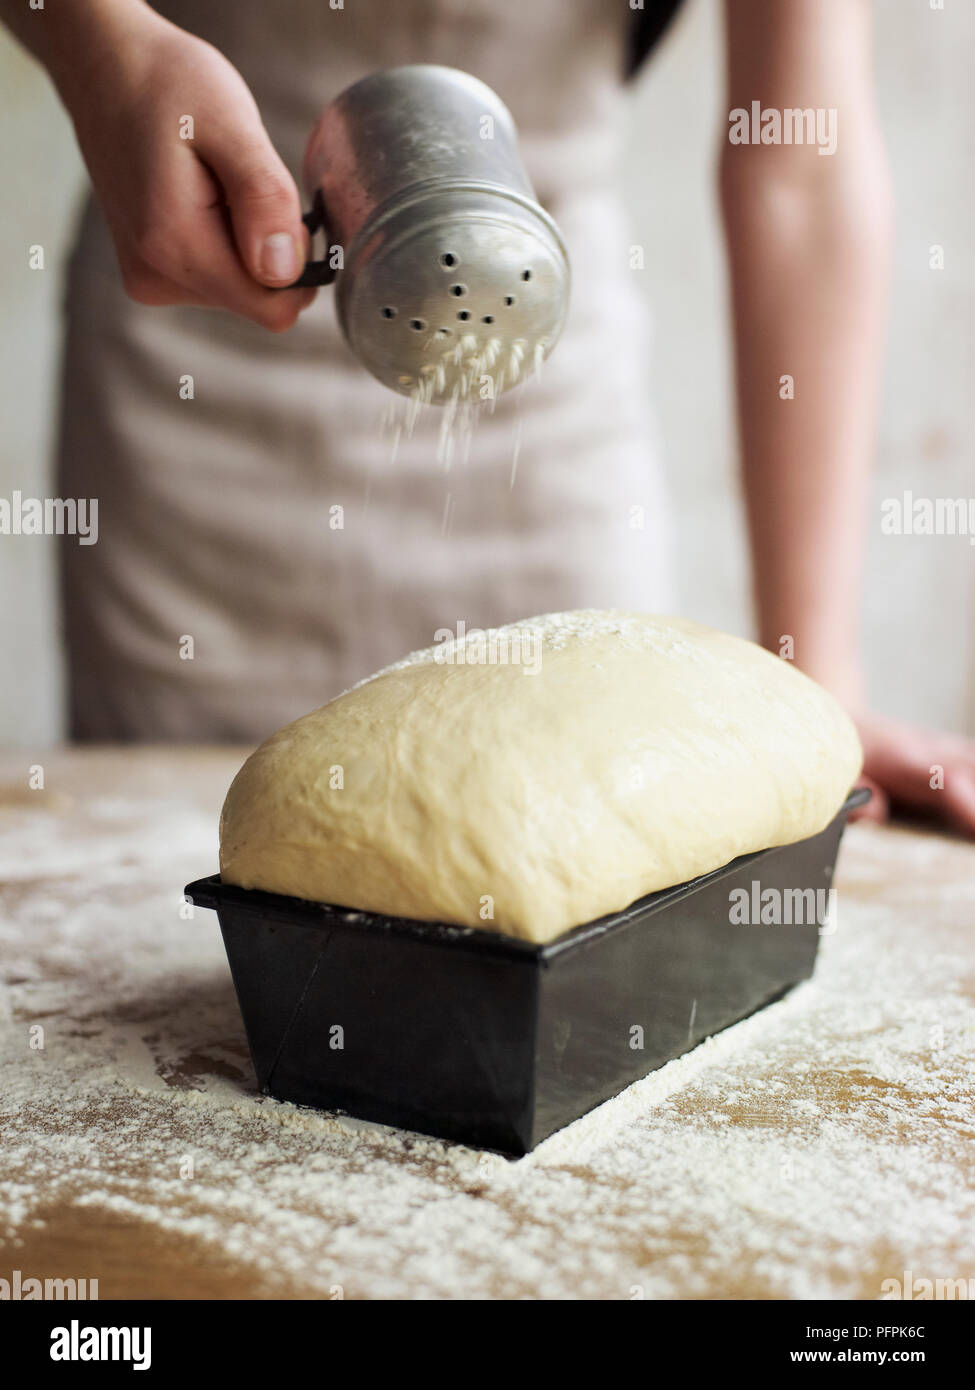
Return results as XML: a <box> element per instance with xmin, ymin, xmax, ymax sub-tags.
<box><xmin>260</xmin><ymin>233</ymin><xmax>299</xmax><ymax>283</ymax></box>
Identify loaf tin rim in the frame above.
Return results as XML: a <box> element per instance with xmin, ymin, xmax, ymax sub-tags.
<box><xmin>185</xmin><ymin>786</ymin><xmax>867</xmax><ymax>961</ymax></box>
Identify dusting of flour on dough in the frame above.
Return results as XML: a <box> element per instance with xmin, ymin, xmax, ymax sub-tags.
<box><xmin>347</xmin><ymin>610</ymin><xmax>707</xmax><ymax>695</ymax></box>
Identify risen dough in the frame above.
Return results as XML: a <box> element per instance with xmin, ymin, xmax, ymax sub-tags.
<box><xmin>219</xmin><ymin>612</ymin><xmax>862</xmax><ymax>942</ymax></box>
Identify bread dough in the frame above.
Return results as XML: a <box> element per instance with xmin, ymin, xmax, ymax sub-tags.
<box><xmin>219</xmin><ymin>611</ymin><xmax>862</xmax><ymax>942</ymax></box>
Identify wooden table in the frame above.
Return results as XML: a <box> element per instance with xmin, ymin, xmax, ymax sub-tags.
<box><xmin>1</xmin><ymin>747</ymin><xmax>973</xmax><ymax>1300</ymax></box>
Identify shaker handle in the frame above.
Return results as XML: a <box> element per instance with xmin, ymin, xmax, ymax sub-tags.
<box><xmin>288</xmin><ymin>191</ymin><xmax>337</xmax><ymax>288</ymax></box>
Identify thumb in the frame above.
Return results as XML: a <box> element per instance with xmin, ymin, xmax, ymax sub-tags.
<box><xmin>200</xmin><ymin>120</ymin><xmax>307</xmax><ymax>287</ymax></box>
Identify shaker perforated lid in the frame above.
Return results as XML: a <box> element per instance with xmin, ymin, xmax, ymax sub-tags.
<box><xmin>338</xmin><ymin>187</ymin><xmax>570</xmax><ymax>403</ymax></box>
<box><xmin>301</xmin><ymin>66</ymin><xmax>572</xmax><ymax>405</ymax></box>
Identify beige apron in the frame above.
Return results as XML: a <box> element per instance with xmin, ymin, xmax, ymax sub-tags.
<box><xmin>58</xmin><ymin>0</ymin><xmax>674</xmax><ymax>740</ymax></box>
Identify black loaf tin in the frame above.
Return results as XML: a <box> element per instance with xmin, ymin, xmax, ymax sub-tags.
<box><xmin>186</xmin><ymin>788</ymin><xmax>867</xmax><ymax>1156</ymax></box>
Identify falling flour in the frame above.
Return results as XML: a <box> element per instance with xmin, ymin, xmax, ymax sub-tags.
<box><xmin>382</xmin><ymin>333</ymin><xmax>546</xmax><ymax>472</ymax></box>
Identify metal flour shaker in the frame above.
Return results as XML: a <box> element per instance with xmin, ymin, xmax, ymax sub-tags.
<box><xmin>295</xmin><ymin>65</ymin><xmax>571</xmax><ymax>404</ymax></box>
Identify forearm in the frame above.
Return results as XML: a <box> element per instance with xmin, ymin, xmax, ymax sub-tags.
<box><xmin>718</xmin><ymin>0</ymin><xmax>893</xmax><ymax>707</ymax></box>
<box><xmin>721</xmin><ymin>144</ymin><xmax>892</xmax><ymax>705</ymax></box>
<box><xmin>0</xmin><ymin>0</ymin><xmax>153</xmax><ymax>100</ymax></box>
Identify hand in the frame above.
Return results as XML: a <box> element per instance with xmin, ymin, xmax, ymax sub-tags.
<box><xmin>54</xmin><ymin>3</ymin><xmax>315</xmax><ymax>331</ymax></box>
<box><xmin>851</xmin><ymin>709</ymin><xmax>975</xmax><ymax>836</ymax></box>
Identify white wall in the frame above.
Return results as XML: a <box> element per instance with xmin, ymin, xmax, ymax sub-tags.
<box><xmin>1</xmin><ymin>0</ymin><xmax>972</xmax><ymax>744</ymax></box>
